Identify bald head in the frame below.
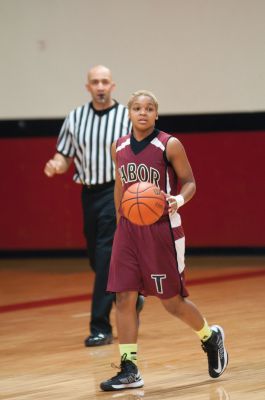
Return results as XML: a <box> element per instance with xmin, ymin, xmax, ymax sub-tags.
<box><xmin>86</xmin><ymin>65</ymin><xmax>115</xmax><ymax>110</ymax></box>
<box><xmin>87</xmin><ymin>65</ymin><xmax>113</xmax><ymax>81</ymax></box>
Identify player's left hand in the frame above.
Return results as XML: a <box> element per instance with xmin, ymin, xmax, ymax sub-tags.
<box><xmin>161</xmin><ymin>191</ymin><xmax>178</xmax><ymax>215</ymax></box>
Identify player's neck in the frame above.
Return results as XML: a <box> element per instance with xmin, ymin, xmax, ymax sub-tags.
<box><xmin>132</xmin><ymin>127</ymin><xmax>155</xmax><ymax>141</ymax></box>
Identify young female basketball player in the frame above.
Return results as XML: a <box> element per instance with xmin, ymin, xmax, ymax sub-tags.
<box><xmin>100</xmin><ymin>90</ymin><xmax>228</xmax><ymax>391</ymax></box>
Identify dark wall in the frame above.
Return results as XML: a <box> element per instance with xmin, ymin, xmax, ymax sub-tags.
<box><xmin>0</xmin><ymin>116</ymin><xmax>264</xmax><ymax>252</ymax></box>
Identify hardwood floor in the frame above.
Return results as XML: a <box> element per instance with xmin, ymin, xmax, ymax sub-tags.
<box><xmin>1</xmin><ymin>256</ymin><xmax>265</xmax><ymax>399</ymax></box>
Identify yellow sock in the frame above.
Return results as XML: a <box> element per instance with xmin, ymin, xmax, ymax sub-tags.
<box><xmin>195</xmin><ymin>319</ymin><xmax>212</xmax><ymax>342</ymax></box>
<box><xmin>119</xmin><ymin>344</ymin><xmax>138</xmax><ymax>365</ymax></box>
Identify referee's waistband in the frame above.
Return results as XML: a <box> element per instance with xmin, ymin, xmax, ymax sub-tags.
<box><xmin>84</xmin><ymin>181</ymin><xmax>115</xmax><ymax>192</ymax></box>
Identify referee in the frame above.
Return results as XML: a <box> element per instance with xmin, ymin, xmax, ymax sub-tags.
<box><xmin>44</xmin><ymin>65</ymin><xmax>144</xmax><ymax>346</ymax></box>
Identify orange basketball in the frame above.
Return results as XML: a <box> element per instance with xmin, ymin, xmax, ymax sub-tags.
<box><xmin>121</xmin><ymin>182</ymin><xmax>165</xmax><ymax>226</ymax></box>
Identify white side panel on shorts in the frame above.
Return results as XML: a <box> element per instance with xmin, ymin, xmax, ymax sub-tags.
<box><xmin>169</xmin><ymin>212</ymin><xmax>181</xmax><ymax>228</ymax></box>
<box><xmin>175</xmin><ymin>236</ymin><xmax>186</xmax><ymax>273</ymax></box>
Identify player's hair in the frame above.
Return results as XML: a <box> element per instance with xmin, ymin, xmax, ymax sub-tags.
<box><xmin>127</xmin><ymin>90</ymin><xmax>159</xmax><ymax>111</ymax></box>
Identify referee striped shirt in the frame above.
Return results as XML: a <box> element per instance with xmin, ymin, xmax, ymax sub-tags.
<box><xmin>56</xmin><ymin>101</ymin><xmax>131</xmax><ymax>185</ymax></box>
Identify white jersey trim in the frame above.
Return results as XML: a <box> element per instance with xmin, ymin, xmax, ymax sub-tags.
<box><xmin>151</xmin><ymin>137</ymin><xmax>165</xmax><ymax>151</ymax></box>
<box><xmin>116</xmin><ymin>138</ymin><xmax>130</xmax><ymax>153</ymax></box>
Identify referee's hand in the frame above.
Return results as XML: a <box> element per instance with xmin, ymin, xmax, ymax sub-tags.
<box><xmin>44</xmin><ymin>159</ymin><xmax>62</xmax><ymax>177</ymax></box>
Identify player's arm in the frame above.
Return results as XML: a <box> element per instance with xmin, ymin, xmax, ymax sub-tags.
<box><xmin>111</xmin><ymin>141</ymin><xmax>122</xmax><ymax>224</ymax></box>
<box><xmin>165</xmin><ymin>137</ymin><xmax>196</xmax><ymax>213</ymax></box>
<box><xmin>44</xmin><ymin>152</ymin><xmax>73</xmax><ymax>177</ymax></box>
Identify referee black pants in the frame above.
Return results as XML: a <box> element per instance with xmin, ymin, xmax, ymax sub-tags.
<box><xmin>81</xmin><ymin>183</ymin><xmax>116</xmax><ymax>336</ymax></box>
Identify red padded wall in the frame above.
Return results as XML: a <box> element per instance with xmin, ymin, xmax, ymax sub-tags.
<box><xmin>0</xmin><ymin>132</ymin><xmax>264</xmax><ymax>249</ymax></box>
<box><xmin>0</xmin><ymin>138</ymin><xmax>85</xmax><ymax>250</ymax></box>
<box><xmin>178</xmin><ymin>131</ymin><xmax>264</xmax><ymax>247</ymax></box>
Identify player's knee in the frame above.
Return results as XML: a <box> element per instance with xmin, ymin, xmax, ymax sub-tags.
<box><xmin>116</xmin><ymin>292</ymin><xmax>136</xmax><ymax>312</ymax></box>
<box><xmin>162</xmin><ymin>295</ymin><xmax>185</xmax><ymax>316</ymax></box>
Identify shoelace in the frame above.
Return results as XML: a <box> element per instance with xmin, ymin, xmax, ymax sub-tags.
<box><xmin>109</xmin><ymin>353</ymin><xmax>129</xmax><ymax>378</ymax></box>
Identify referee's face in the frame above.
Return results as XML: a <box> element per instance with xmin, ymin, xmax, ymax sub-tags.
<box><xmin>86</xmin><ymin>66</ymin><xmax>115</xmax><ymax>109</ymax></box>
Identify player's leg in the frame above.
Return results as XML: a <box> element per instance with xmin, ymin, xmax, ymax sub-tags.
<box><xmin>100</xmin><ymin>291</ymin><xmax>144</xmax><ymax>391</ymax></box>
<box><xmin>161</xmin><ymin>294</ymin><xmax>205</xmax><ymax>330</ymax></box>
<box><xmin>161</xmin><ymin>295</ymin><xmax>228</xmax><ymax>378</ymax></box>
<box><xmin>154</xmin><ymin>218</ymin><xmax>228</xmax><ymax>379</ymax></box>
<box><xmin>116</xmin><ymin>291</ymin><xmax>139</xmax><ymax>343</ymax></box>
<box><xmin>100</xmin><ymin>220</ymin><xmax>145</xmax><ymax>391</ymax></box>
<box><xmin>137</xmin><ymin>219</ymin><xmax>228</xmax><ymax>379</ymax></box>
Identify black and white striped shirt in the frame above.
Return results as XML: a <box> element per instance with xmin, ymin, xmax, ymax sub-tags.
<box><xmin>56</xmin><ymin>101</ymin><xmax>131</xmax><ymax>185</ymax></box>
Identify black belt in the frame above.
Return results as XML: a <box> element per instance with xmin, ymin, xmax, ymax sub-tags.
<box><xmin>84</xmin><ymin>181</ymin><xmax>115</xmax><ymax>192</ymax></box>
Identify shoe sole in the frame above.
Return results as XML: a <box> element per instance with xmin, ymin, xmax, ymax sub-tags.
<box><xmin>210</xmin><ymin>325</ymin><xmax>229</xmax><ymax>378</ymax></box>
<box><xmin>100</xmin><ymin>379</ymin><xmax>144</xmax><ymax>391</ymax></box>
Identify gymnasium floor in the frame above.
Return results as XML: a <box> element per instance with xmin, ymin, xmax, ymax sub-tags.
<box><xmin>1</xmin><ymin>255</ymin><xmax>265</xmax><ymax>400</ymax></box>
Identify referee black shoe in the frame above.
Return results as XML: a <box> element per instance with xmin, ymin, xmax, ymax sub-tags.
<box><xmin>100</xmin><ymin>354</ymin><xmax>144</xmax><ymax>391</ymax></box>
<box><xmin>84</xmin><ymin>332</ymin><xmax>113</xmax><ymax>347</ymax></box>
<box><xmin>201</xmin><ymin>325</ymin><xmax>228</xmax><ymax>378</ymax></box>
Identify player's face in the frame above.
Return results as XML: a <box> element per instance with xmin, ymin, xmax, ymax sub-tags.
<box><xmin>86</xmin><ymin>67</ymin><xmax>115</xmax><ymax>108</ymax></box>
<box><xmin>129</xmin><ymin>96</ymin><xmax>158</xmax><ymax>133</ymax></box>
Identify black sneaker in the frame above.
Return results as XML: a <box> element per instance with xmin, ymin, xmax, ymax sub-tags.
<box><xmin>100</xmin><ymin>354</ymin><xmax>144</xmax><ymax>391</ymax></box>
<box><xmin>201</xmin><ymin>325</ymin><xmax>228</xmax><ymax>378</ymax></box>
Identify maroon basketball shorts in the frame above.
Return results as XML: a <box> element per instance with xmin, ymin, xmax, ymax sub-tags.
<box><xmin>107</xmin><ymin>216</ymin><xmax>189</xmax><ymax>299</ymax></box>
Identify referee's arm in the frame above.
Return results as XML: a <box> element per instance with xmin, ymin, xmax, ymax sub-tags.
<box><xmin>44</xmin><ymin>152</ymin><xmax>72</xmax><ymax>177</ymax></box>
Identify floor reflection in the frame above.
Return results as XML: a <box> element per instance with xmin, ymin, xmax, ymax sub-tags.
<box><xmin>210</xmin><ymin>386</ymin><xmax>230</xmax><ymax>400</ymax></box>
<box><xmin>101</xmin><ymin>382</ymin><xmax>231</xmax><ymax>400</ymax></box>
<box><xmin>110</xmin><ymin>390</ymin><xmax>145</xmax><ymax>399</ymax></box>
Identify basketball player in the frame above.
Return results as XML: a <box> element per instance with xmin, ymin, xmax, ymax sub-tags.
<box><xmin>100</xmin><ymin>90</ymin><xmax>228</xmax><ymax>391</ymax></box>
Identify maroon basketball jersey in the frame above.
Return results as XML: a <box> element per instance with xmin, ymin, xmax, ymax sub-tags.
<box><xmin>108</xmin><ymin>129</ymin><xmax>187</xmax><ymax>297</ymax></box>
<box><xmin>116</xmin><ymin>129</ymin><xmax>178</xmax><ymax>217</ymax></box>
